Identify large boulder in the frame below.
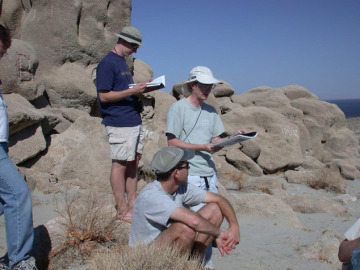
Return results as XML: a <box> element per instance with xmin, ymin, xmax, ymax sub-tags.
<box><xmin>31</xmin><ymin>116</ymin><xmax>112</xmax><ymax>191</ymax></box>
<box><xmin>43</xmin><ymin>63</ymin><xmax>98</xmax><ymax>113</ymax></box>
<box><xmin>226</xmin><ymin>192</ymin><xmax>302</xmax><ymax>229</ymax></box>
<box><xmin>225</xmin><ymin>147</ymin><xmax>263</xmax><ymax>176</ymax></box>
<box><xmin>280</xmin><ymin>193</ymin><xmax>347</xmax><ymax>216</ymax></box>
<box><xmin>1</xmin><ymin>0</ymin><xmax>132</xmax><ymax>114</ymax></box>
<box><xmin>0</xmin><ymin>39</ymin><xmax>44</xmax><ymax>101</ymax></box>
<box><xmin>221</xmin><ymin>106</ymin><xmax>304</xmax><ymax>173</ymax></box>
<box><xmin>5</xmin><ymin>93</ymin><xmax>47</xmax><ymax>164</ymax></box>
<box><xmin>299</xmin><ymin>229</ymin><xmax>343</xmax><ymax>264</ymax></box>
<box><xmin>10</xmin><ymin>0</ymin><xmax>131</xmax><ymax>72</ymax></box>
<box><xmin>284</xmin><ymin>167</ymin><xmax>347</xmax><ymax>193</ymax></box>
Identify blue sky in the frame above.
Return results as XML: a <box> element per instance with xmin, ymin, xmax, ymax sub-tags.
<box><xmin>131</xmin><ymin>0</ymin><xmax>360</xmax><ymax>100</ymax></box>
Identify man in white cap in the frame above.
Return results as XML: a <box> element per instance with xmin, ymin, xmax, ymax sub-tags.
<box><xmin>166</xmin><ymin>66</ymin><xmax>244</xmax><ymax>267</ymax></box>
<box><xmin>129</xmin><ymin>146</ymin><xmax>240</xmax><ymax>262</ymax></box>
<box><xmin>96</xmin><ymin>26</ymin><xmax>150</xmax><ymax>223</ymax></box>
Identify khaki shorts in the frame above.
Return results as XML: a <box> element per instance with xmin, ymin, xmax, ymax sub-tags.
<box><xmin>105</xmin><ymin>125</ymin><xmax>145</xmax><ymax>161</ymax></box>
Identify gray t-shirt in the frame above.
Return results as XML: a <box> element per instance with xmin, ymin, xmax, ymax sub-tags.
<box><xmin>129</xmin><ymin>180</ymin><xmax>207</xmax><ymax>246</ymax></box>
<box><xmin>166</xmin><ymin>98</ymin><xmax>225</xmax><ymax>176</ymax></box>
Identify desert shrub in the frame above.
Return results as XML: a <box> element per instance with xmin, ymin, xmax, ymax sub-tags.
<box><xmin>48</xmin><ymin>190</ymin><xmax>130</xmax><ymax>269</ymax></box>
<box><xmin>307</xmin><ymin>166</ymin><xmax>345</xmax><ymax>193</ymax></box>
<box><xmin>92</xmin><ymin>243</ymin><xmax>205</xmax><ymax>270</ymax></box>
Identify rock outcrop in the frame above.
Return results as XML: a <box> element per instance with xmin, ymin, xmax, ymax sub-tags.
<box><xmin>1</xmin><ymin>1</ymin><xmax>360</xmax><ymax>268</ymax></box>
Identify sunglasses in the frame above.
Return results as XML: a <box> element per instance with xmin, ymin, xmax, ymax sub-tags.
<box><xmin>129</xmin><ymin>42</ymin><xmax>139</xmax><ymax>50</ymax></box>
<box><xmin>176</xmin><ymin>162</ymin><xmax>190</xmax><ymax>170</ymax></box>
<box><xmin>196</xmin><ymin>82</ymin><xmax>216</xmax><ymax>90</ymax></box>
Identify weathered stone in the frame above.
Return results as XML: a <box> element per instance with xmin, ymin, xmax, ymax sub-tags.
<box><xmin>281</xmin><ymin>85</ymin><xmax>318</xmax><ymax>101</ymax></box>
<box><xmin>43</xmin><ymin>63</ymin><xmax>98</xmax><ymax>113</ymax></box>
<box><xmin>243</xmin><ymin>176</ymin><xmax>285</xmax><ymax>195</ymax></box>
<box><xmin>213</xmin><ymin>155</ymin><xmax>247</xmax><ymax>189</ymax></box>
<box><xmin>31</xmin><ymin>116</ymin><xmax>112</xmax><ymax>191</ymax></box>
<box><xmin>4</xmin><ymin>93</ymin><xmax>43</xmax><ymax>135</ymax></box>
<box><xmin>280</xmin><ymin>193</ymin><xmax>347</xmax><ymax>216</ymax></box>
<box><xmin>300</xmin><ymin>229</ymin><xmax>343</xmax><ymax>264</ymax></box>
<box><xmin>0</xmin><ymin>39</ymin><xmax>44</xmax><ymax>101</ymax></box>
<box><xmin>212</xmin><ymin>80</ymin><xmax>234</xmax><ymax>97</ymax></box>
<box><xmin>133</xmin><ymin>58</ymin><xmax>153</xmax><ymax>84</ymax></box>
<box><xmin>284</xmin><ymin>168</ymin><xmax>347</xmax><ymax>193</ymax></box>
<box><xmin>8</xmin><ymin>123</ymin><xmax>46</xmax><ymax>164</ymax></box>
<box><xmin>227</xmin><ymin>192</ymin><xmax>302</xmax><ymax>229</ymax></box>
<box><xmin>222</xmin><ymin>106</ymin><xmax>304</xmax><ymax>173</ymax></box>
<box><xmin>226</xmin><ymin>147</ymin><xmax>263</xmax><ymax>176</ymax></box>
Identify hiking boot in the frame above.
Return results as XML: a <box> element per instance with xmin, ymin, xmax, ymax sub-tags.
<box><xmin>11</xmin><ymin>257</ymin><xmax>37</xmax><ymax>270</ymax></box>
<box><xmin>0</xmin><ymin>262</ymin><xmax>9</xmax><ymax>270</ymax></box>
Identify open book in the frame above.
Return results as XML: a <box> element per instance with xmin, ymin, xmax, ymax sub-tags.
<box><xmin>129</xmin><ymin>75</ymin><xmax>165</xmax><ymax>93</ymax></box>
<box><xmin>212</xmin><ymin>132</ymin><xmax>258</xmax><ymax>148</ymax></box>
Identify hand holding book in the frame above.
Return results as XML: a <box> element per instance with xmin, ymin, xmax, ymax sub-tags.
<box><xmin>212</xmin><ymin>132</ymin><xmax>258</xmax><ymax>148</ymax></box>
<box><xmin>129</xmin><ymin>75</ymin><xmax>165</xmax><ymax>93</ymax></box>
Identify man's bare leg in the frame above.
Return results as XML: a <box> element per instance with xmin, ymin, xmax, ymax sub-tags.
<box><xmin>156</xmin><ymin>222</ymin><xmax>197</xmax><ymax>253</ymax></box>
<box><xmin>124</xmin><ymin>154</ymin><xmax>141</xmax><ymax>216</ymax></box>
<box><xmin>110</xmin><ymin>160</ymin><xmax>129</xmax><ymax>219</ymax></box>
<box><xmin>191</xmin><ymin>202</ymin><xmax>223</xmax><ymax>257</ymax></box>
<box><xmin>156</xmin><ymin>203</ymin><xmax>223</xmax><ymax>256</ymax></box>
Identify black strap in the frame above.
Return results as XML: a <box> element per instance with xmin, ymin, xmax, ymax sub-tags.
<box><xmin>203</xmin><ymin>176</ymin><xmax>209</xmax><ymax>190</ymax></box>
<box><xmin>182</xmin><ymin>105</ymin><xmax>202</xmax><ymax>143</ymax></box>
<box><xmin>120</xmin><ymin>32</ymin><xmax>142</xmax><ymax>43</ymax></box>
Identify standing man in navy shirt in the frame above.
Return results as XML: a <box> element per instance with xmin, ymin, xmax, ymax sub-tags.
<box><xmin>96</xmin><ymin>26</ymin><xmax>149</xmax><ymax>223</ymax></box>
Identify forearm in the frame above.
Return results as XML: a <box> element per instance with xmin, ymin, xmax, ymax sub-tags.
<box><xmin>217</xmin><ymin>196</ymin><xmax>239</xmax><ymax>230</ymax></box>
<box><xmin>167</xmin><ymin>136</ymin><xmax>208</xmax><ymax>152</ymax></box>
<box><xmin>191</xmin><ymin>214</ymin><xmax>223</xmax><ymax>238</ymax></box>
<box><xmin>98</xmin><ymin>88</ymin><xmax>137</xmax><ymax>103</ymax></box>
<box><xmin>211</xmin><ymin>136</ymin><xmax>229</xmax><ymax>144</ymax></box>
<box><xmin>171</xmin><ymin>207</ymin><xmax>222</xmax><ymax>238</ymax></box>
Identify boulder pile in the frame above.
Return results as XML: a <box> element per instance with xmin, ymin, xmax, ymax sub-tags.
<box><xmin>1</xmin><ymin>1</ymin><xmax>360</xmax><ymax>266</ymax></box>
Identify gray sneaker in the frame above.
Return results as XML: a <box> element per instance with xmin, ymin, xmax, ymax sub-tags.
<box><xmin>11</xmin><ymin>257</ymin><xmax>37</xmax><ymax>270</ymax></box>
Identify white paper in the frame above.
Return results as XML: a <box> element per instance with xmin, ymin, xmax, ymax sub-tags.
<box><xmin>212</xmin><ymin>132</ymin><xmax>258</xmax><ymax>148</ymax></box>
<box><xmin>129</xmin><ymin>75</ymin><xmax>165</xmax><ymax>90</ymax></box>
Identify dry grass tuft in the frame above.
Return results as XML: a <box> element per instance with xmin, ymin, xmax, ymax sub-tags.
<box><xmin>219</xmin><ymin>168</ymin><xmax>247</xmax><ymax>189</ymax></box>
<box><xmin>307</xmin><ymin>167</ymin><xmax>331</xmax><ymax>190</ymax></box>
<box><xmin>239</xmin><ymin>185</ymin><xmax>272</xmax><ymax>195</ymax></box>
<box><xmin>92</xmin><ymin>242</ymin><xmax>205</xmax><ymax>270</ymax></box>
<box><xmin>48</xmin><ymin>190</ymin><xmax>130</xmax><ymax>269</ymax></box>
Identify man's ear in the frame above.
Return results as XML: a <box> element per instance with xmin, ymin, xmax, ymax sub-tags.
<box><xmin>172</xmin><ymin>168</ymin><xmax>179</xmax><ymax>179</ymax></box>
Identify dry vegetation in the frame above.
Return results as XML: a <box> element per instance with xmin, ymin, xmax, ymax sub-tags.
<box><xmin>307</xmin><ymin>166</ymin><xmax>346</xmax><ymax>193</ymax></box>
<box><xmin>48</xmin><ymin>191</ymin><xmax>129</xmax><ymax>269</ymax></box>
<box><xmin>92</xmin><ymin>243</ymin><xmax>205</xmax><ymax>270</ymax></box>
<box><xmin>47</xmin><ymin>190</ymin><xmax>205</xmax><ymax>270</ymax></box>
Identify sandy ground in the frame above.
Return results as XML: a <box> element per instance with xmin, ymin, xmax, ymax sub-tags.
<box><xmin>1</xmin><ymin>117</ymin><xmax>360</xmax><ymax>270</ymax></box>
<box><xmin>211</xmin><ymin>179</ymin><xmax>360</xmax><ymax>270</ymax></box>
<box><xmin>5</xmin><ymin>182</ymin><xmax>359</xmax><ymax>270</ymax></box>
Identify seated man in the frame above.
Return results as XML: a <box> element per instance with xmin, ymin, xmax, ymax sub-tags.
<box><xmin>129</xmin><ymin>146</ymin><xmax>240</xmax><ymax>260</ymax></box>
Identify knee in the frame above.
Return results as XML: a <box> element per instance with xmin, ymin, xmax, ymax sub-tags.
<box><xmin>206</xmin><ymin>202</ymin><xmax>220</xmax><ymax>213</ymax></box>
<box><xmin>15</xmin><ymin>182</ymin><xmax>32</xmax><ymax>207</ymax></box>
<box><xmin>176</xmin><ymin>223</ymin><xmax>196</xmax><ymax>241</ymax></box>
<box><xmin>203</xmin><ymin>202</ymin><xmax>222</xmax><ymax>218</ymax></box>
